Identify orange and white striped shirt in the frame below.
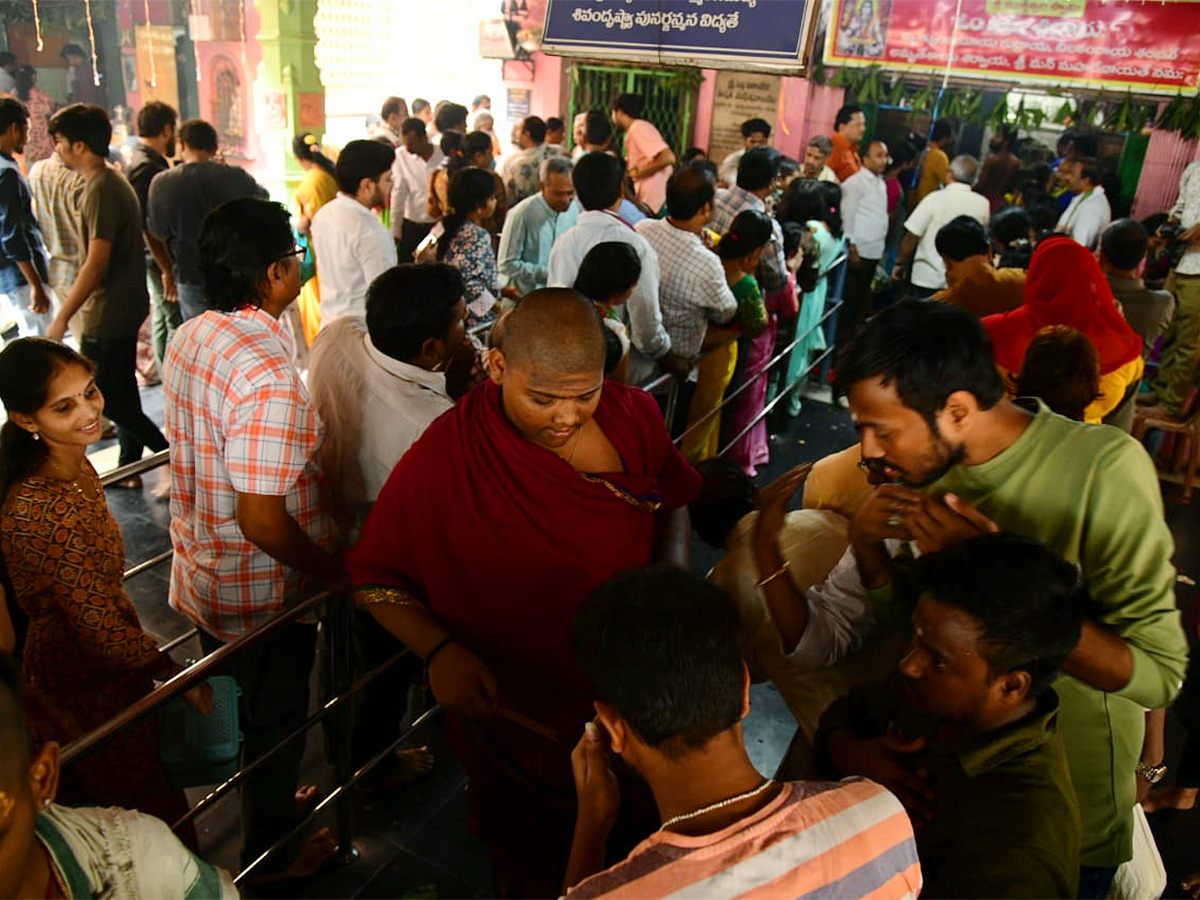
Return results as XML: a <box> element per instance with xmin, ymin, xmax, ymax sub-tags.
<box><xmin>566</xmin><ymin>779</ymin><xmax>921</xmax><ymax>900</ymax></box>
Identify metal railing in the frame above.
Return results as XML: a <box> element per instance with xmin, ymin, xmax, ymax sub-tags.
<box><xmin>62</xmin><ymin>251</ymin><xmax>849</xmax><ymax>882</ymax></box>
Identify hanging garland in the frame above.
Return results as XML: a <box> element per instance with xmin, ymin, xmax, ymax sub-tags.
<box><xmin>82</xmin><ymin>0</ymin><xmax>101</xmax><ymax>87</ymax></box>
<box><xmin>31</xmin><ymin>0</ymin><xmax>43</xmax><ymax>51</ymax></box>
<box><xmin>143</xmin><ymin>0</ymin><xmax>156</xmax><ymax>88</ymax></box>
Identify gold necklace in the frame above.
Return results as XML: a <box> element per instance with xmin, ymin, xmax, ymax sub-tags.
<box><xmin>561</xmin><ymin>422</ymin><xmax>585</xmax><ymax>467</ymax></box>
<box><xmin>658</xmin><ymin>779</ymin><xmax>775</xmax><ymax>833</ymax></box>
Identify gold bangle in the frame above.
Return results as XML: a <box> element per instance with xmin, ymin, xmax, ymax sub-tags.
<box><xmin>354</xmin><ymin>587</ymin><xmax>426</xmax><ymax>610</ymax></box>
<box><xmin>755</xmin><ymin>560</ymin><xmax>790</xmax><ymax>589</ymax></box>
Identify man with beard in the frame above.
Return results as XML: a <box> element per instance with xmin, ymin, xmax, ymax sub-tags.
<box><xmin>816</xmin><ymin>533</ymin><xmax>1084</xmax><ymax>898</ymax></box>
<box><xmin>825</xmin><ymin>300</ymin><xmax>1185</xmax><ymax>899</ymax></box>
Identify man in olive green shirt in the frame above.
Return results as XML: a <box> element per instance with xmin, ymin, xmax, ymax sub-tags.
<box><xmin>45</xmin><ymin>104</ymin><xmax>167</xmax><ymax>471</ymax></box>
<box><xmin>817</xmin><ymin>533</ymin><xmax>1083</xmax><ymax>898</ymax></box>
<box><xmin>822</xmin><ymin>300</ymin><xmax>1187</xmax><ymax>897</ymax></box>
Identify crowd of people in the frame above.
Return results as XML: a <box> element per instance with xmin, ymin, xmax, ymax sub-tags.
<box><xmin>0</xmin><ymin>70</ymin><xmax>1198</xmax><ymax>900</ymax></box>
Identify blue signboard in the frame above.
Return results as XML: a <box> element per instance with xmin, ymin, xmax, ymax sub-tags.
<box><xmin>542</xmin><ymin>0</ymin><xmax>815</xmax><ymax>72</ymax></box>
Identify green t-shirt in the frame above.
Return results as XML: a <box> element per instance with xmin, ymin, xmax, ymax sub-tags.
<box><xmin>79</xmin><ymin>167</ymin><xmax>149</xmax><ymax>339</ymax></box>
<box><xmin>909</xmin><ymin>403</ymin><xmax>1186</xmax><ymax>867</ymax></box>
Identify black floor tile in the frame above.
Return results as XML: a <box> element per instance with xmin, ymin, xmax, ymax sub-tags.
<box><xmin>357</xmin><ymin>846</ymin><xmax>486</xmax><ymax>900</ymax></box>
<box><xmin>402</xmin><ymin>789</ymin><xmax>493</xmax><ymax>895</ymax></box>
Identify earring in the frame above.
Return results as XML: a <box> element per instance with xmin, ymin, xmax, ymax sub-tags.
<box><xmin>31</xmin><ymin>432</ymin><xmax>40</xmax><ymax>441</ymax></box>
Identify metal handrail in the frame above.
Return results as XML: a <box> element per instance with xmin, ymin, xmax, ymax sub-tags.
<box><xmin>60</xmin><ymin>590</ymin><xmax>330</xmax><ymax>767</ymax></box>
<box><xmin>98</xmin><ymin>448</ymin><xmax>170</xmax><ymax>486</ymax></box>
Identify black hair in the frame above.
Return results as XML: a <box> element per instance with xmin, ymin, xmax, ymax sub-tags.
<box><xmin>14</xmin><ymin>65</ymin><xmax>36</xmax><ymax>102</ymax></box>
<box><xmin>574</xmin><ymin>241</ymin><xmax>641</xmax><ymax>305</ymax></box>
<box><xmin>777</xmin><ymin>177</ymin><xmax>826</xmax><ymax>227</ymax></box>
<box><xmin>521</xmin><ymin>115</ymin><xmax>548</xmax><ymax>145</ymax></box>
<box><xmin>781</xmin><ymin>220</ymin><xmax>806</xmax><ymax>258</ymax></box>
<box><xmin>1070</xmin><ymin>134</ymin><xmax>1098</xmax><ymax>158</ymax></box>
<box><xmin>412</xmin><ymin>98</ymin><xmax>431</xmax><ymax>115</ymax></box>
<box><xmin>1074</xmin><ymin>156</ymin><xmax>1102</xmax><ymax>187</ymax></box>
<box><xmin>665</xmin><ymin>166</ymin><xmax>715</xmax><ymax>220</ymax></box>
<box><xmin>439</xmin><ymin>130</ymin><xmax>465</xmax><ymax>159</ymax></box>
<box><xmin>1012</xmin><ymin>325</ymin><xmax>1100</xmax><ymax>423</ymax></box>
<box><xmin>462</xmin><ymin>130</ymin><xmax>493</xmax><ymax>161</ymax></box>
<box><xmin>574</xmin><ymin>151</ymin><xmax>625</xmax><ymax>211</ymax></box>
<box><xmin>0</xmin><ymin>52</ymin><xmax>15</xmax><ymax>68</ymax></box>
<box><xmin>437</xmin><ymin>168</ymin><xmax>497</xmax><ymax>262</ymax></box>
<box><xmin>930</xmin><ymin>119</ymin><xmax>954</xmax><ymax>143</ymax></box>
<box><xmin>935</xmin><ymin>215</ymin><xmax>989</xmax><ymax>261</ymax></box>
<box><xmin>60</xmin><ymin>43</ymin><xmax>85</xmax><ymax>60</ymax></box>
<box><xmin>573</xmin><ymin>566</ymin><xmax>745</xmax><ymax>755</ymax></box>
<box><xmin>778</xmin><ymin>156</ymin><xmax>800</xmax><ymax>181</ymax></box>
<box><xmin>199</xmin><ymin>197</ymin><xmax>293</xmax><ymax>313</ymax></box>
<box><xmin>718</xmin><ymin>208</ymin><xmax>773</xmax><ymax>261</ymax></box>
<box><xmin>435</xmin><ymin>102</ymin><xmax>469</xmax><ymax>134</ymax></box>
<box><xmin>742</xmin><ymin>117</ymin><xmax>771</xmax><ymax>139</ymax></box>
<box><xmin>546</xmin><ymin>116</ymin><xmax>564</xmax><ymax>134</ymax></box>
<box><xmin>1141</xmin><ymin>212</ymin><xmax>1170</xmax><ymax>236</ymax></box>
<box><xmin>292</xmin><ymin>132</ymin><xmax>336</xmax><ymax>177</ymax></box>
<box><xmin>834</xmin><ymin>104</ymin><xmax>863</xmax><ymax>131</ymax></box>
<box><xmin>736</xmin><ymin>145</ymin><xmax>780</xmax><ymax>192</ymax></box>
<box><xmin>137</xmin><ymin>100</ymin><xmax>177</xmax><ymax>138</ymax></box>
<box><xmin>366</xmin><ymin>264</ymin><xmax>465</xmax><ymax>362</ymax></box>
<box><xmin>912</xmin><ymin>533</ymin><xmax>1084</xmax><ymax>697</ymax></box>
<box><xmin>682</xmin><ymin>146</ymin><xmax>707</xmax><ymax>165</ymax></box>
<box><xmin>688</xmin><ymin>458</ymin><xmax>757</xmax><ymax>548</ymax></box>
<box><xmin>0</xmin><ymin>97</ymin><xmax>28</xmax><ymax>134</ymax></box>
<box><xmin>818</xmin><ymin>181</ymin><xmax>844</xmax><ymax>238</ymax></box>
<box><xmin>690</xmin><ymin>159</ymin><xmax>720</xmax><ymax>184</ymax></box>
<box><xmin>990</xmin><ymin>206</ymin><xmax>1032</xmax><ymax>248</ymax></box>
<box><xmin>612</xmin><ymin>93</ymin><xmax>644</xmax><ymax>119</ymax></box>
<box><xmin>178</xmin><ymin>118</ymin><xmax>218</xmax><ymax>153</ymax></box>
<box><xmin>48</xmin><ymin>103</ymin><xmax>110</xmax><ymax>157</ymax></box>
<box><xmin>334</xmin><ymin>139</ymin><xmax>396</xmax><ymax>195</ymax></box>
<box><xmin>0</xmin><ymin>338</ymin><xmax>95</xmax><ymax>505</ymax></box>
<box><xmin>584</xmin><ymin>109</ymin><xmax>612</xmax><ymax>147</ymax></box>
<box><xmin>833</xmin><ymin>300</ymin><xmax>1006</xmax><ymax>429</ymax></box>
<box><xmin>381</xmin><ymin>95</ymin><xmax>406</xmax><ymax>120</ymax></box>
<box><xmin>1100</xmin><ymin>218</ymin><xmax>1148</xmax><ymax>271</ymax></box>
<box><xmin>400</xmin><ymin>117</ymin><xmax>426</xmax><ymax>139</ymax></box>
<box><xmin>0</xmin><ymin>652</ymin><xmax>32</xmax><ymax>788</ymax></box>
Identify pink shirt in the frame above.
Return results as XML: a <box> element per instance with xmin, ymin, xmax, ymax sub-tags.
<box><xmin>624</xmin><ymin>119</ymin><xmax>673</xmax><ymax>213</ymax></box>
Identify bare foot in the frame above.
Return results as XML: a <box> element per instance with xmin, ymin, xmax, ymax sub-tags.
<box><xmin>1184</xmin><ymin>870</ymin><xmax>1200</xmax><ymax>899</ymax></box>
<box><xmin>111</xmin><ymin>475</ymin><xmax>143</xmax><ymax>490</ymax></box>
<box><xmin>355</xmin><ymin>746</ymin><xmax>436</xmax><ymax>794</ymax></box>
<box><xmin>151</xmin><ymin>468</ymin><xmax>171</xmax><ymax>501</ymax></box>
<box><xmin>1143</xmin><ymin>785</ymin><xmax>1198</xmax><ymax>813</ymax></box>
<box><xmin>284</xmin><ymin>827</ymin><xmax>338</xmax><ymax>879</ymax></box>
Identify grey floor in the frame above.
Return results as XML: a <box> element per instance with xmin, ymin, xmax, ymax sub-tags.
<box><xmin>100</xmin><ymin>381</ymin><xmax>1200</xmax><ymax>898</ymax></box>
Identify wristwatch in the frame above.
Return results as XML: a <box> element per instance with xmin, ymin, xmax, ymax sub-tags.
<box><xmin>1136</xmin><ymin>761</ymin><xmax>1168</xmax><ymax>784</ymax></box>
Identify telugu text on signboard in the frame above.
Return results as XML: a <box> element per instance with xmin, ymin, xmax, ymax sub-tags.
<box><xmin>709</xmin><ymin>72</ymin><xmax>781</xmax><ymax>165</ymax></box>
<box><xmin>824</xmin><ymin>0</ymin><xmax>1200</xmax><ymax>95</ymax></box>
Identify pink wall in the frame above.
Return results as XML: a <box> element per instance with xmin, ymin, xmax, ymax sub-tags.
<box><xmin>193</xmin><ymin>2</ymin><xmax>263</xmax><ymax>178</ymax></box>
<box><xmin>1133</xmin><ymin>129</ymin><xmax>1200</xmax><ymax>220</ymax></box>
<box><xmin>503</xmin><ymin>51</ymin><xmax>564</xmax><ymax>120</ymax></box>
<box><xmin>690</xmin><ymin>71</ymin><xmax>845</xmax><ymax>160</ymax></box>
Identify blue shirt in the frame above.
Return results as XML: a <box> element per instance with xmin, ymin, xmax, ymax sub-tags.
<box><xmin>497</xmin><ymin>192</ymin><xmax>580</xmax><ymax>295</ymax></box>
<box><xmin>0</xmin><ymin>150</ymin><xmax>50</xmax><ymax>294</ymax></box>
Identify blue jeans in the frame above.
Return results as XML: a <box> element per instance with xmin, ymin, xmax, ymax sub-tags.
<box><xmin>0</xmin><ymin>282</ymin><xmax>55</xmax><ymax>337</ymax></box>
<box><xmin>177</xmin><ymin>282</ymin><xmax>208</xmax><ymax>321</ymax></box>
<box><xmin>1077</xmin><ymin>865</ymin><xmax>1118</xmax><ymax>899</ymax></box>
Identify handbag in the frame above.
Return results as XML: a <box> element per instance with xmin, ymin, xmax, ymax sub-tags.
<box><xmin>1109</xmin><ymin>804</ymin><xmax>1167</xmax><ymax>899</ymax></box>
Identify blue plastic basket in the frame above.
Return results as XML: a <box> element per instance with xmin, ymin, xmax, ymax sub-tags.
<box><xmin>158</xmin><ymin>675</ymin><xmax>243</xmax><ymax>789</ymax></box>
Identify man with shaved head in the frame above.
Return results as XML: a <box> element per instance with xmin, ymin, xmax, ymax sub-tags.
<box><xmin>347</xmin><ymin>289</ymin><xmax>701</xmax><ymax>895</ymax></box>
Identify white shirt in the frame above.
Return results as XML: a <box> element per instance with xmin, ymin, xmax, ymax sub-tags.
<box><xmin>1056</xmin><ymin>185</ymin><xmax>1112</xmax><ymax>253</ymax></box>
<box><xmin>1171</xmin><ymin>162</ymin><xmax>1200</xmax><ymax>276</ymax></box>
<box><xmin>310</xmin><ymin>193</ymin><xmax>398</xmax><ymax>324</ymax></box>
<box><xmin>818</xmin><ymin>165</ymin><xmax>840</xmax><ymax>184</ymax></box>
<box><xmin>719</xmin><ymin>148</ymin><xmax>744</xmax><ymax>188</ymax></box>
<box><xmin>840</xmin><ymin>168</ymin><xmax>889</xmax><ymax>261</ymax></box>
<box><xmin>635</xmin><ymin>218</ymin><xmax>738</xmax><ymax>360</ymax></box>
<box><xmin>307</xmin><ymin>317</ymin><xmax>454</xmax><ymax>517</ymax></box>
<box><xmin>390</xmin><ymin>145</ymin><xmax>444</xmax><ymax>230</ymax></box>
<box><xmin>548</xmin><ymin>209</ymin><xmax>670</xmax><ymax>382</ymax></box>
<box><xmin>904</xmin><ymin>182</ymin><xmax>991</xmax><ymax>289</ymax></box>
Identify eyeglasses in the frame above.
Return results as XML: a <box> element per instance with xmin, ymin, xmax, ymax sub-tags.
<box><xmin>275</xmin><ymin>246</ymin><xmax>307</xmax><ymax>263</ymax></box>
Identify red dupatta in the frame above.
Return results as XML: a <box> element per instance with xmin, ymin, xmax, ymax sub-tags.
<box><xmin>982</xmin><ymin>235</ymin><xmax>1143</xmax><ymax>376</ymax></box>
<box><xmin>347</xmin><ymin>378</ymin><xmax>700</xmax><ymax>736</ymax></box>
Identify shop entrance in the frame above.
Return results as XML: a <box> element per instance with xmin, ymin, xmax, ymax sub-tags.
<box><xmin>566</xmin><ymin>62</ymin><xmax>703</xmax><ymax>154</ymax></box>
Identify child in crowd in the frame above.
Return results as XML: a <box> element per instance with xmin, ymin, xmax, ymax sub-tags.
<box><xmin>436</xmin><ymin>168</ymin><xmax>500</xmax><ymax>327</ymax></box>
<box><xmin>1012</xmin><ymin>325</ymin><xmax>1101</xmax><ymax>422</ymax></box>
<box><xmin>573</xmin><ymin>241</ymin><xmax>641</xmax><ymax>383</ymax></box>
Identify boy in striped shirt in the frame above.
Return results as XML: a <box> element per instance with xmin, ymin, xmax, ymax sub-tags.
<box><xmin>564</xmin><ymin>567</ymin><xmax>922</xmax><ymax>899</ymax></box>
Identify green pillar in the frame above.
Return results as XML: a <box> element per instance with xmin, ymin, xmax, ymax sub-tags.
<box><xmin>254</xmin><ymin>0</ymin><xmax>324</xmax><ymax>204</ymax></box>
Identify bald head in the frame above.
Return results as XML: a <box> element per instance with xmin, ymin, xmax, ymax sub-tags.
<box><xmin>503</xmin><ymin>288</ymin><xmax>606</xmax><ymax>376</ymax></box>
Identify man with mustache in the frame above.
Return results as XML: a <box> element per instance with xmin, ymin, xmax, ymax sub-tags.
<box><xmin>778</xmin><ymin>300</ymin><xmax>1184</xmax><ymax>898</ymax></box>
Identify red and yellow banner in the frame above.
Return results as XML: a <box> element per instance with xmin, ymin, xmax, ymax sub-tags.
<box><xmin>825</xmin><ymin>0</ymin><xmax>1200</xmax><ymax>95</ymax></box>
